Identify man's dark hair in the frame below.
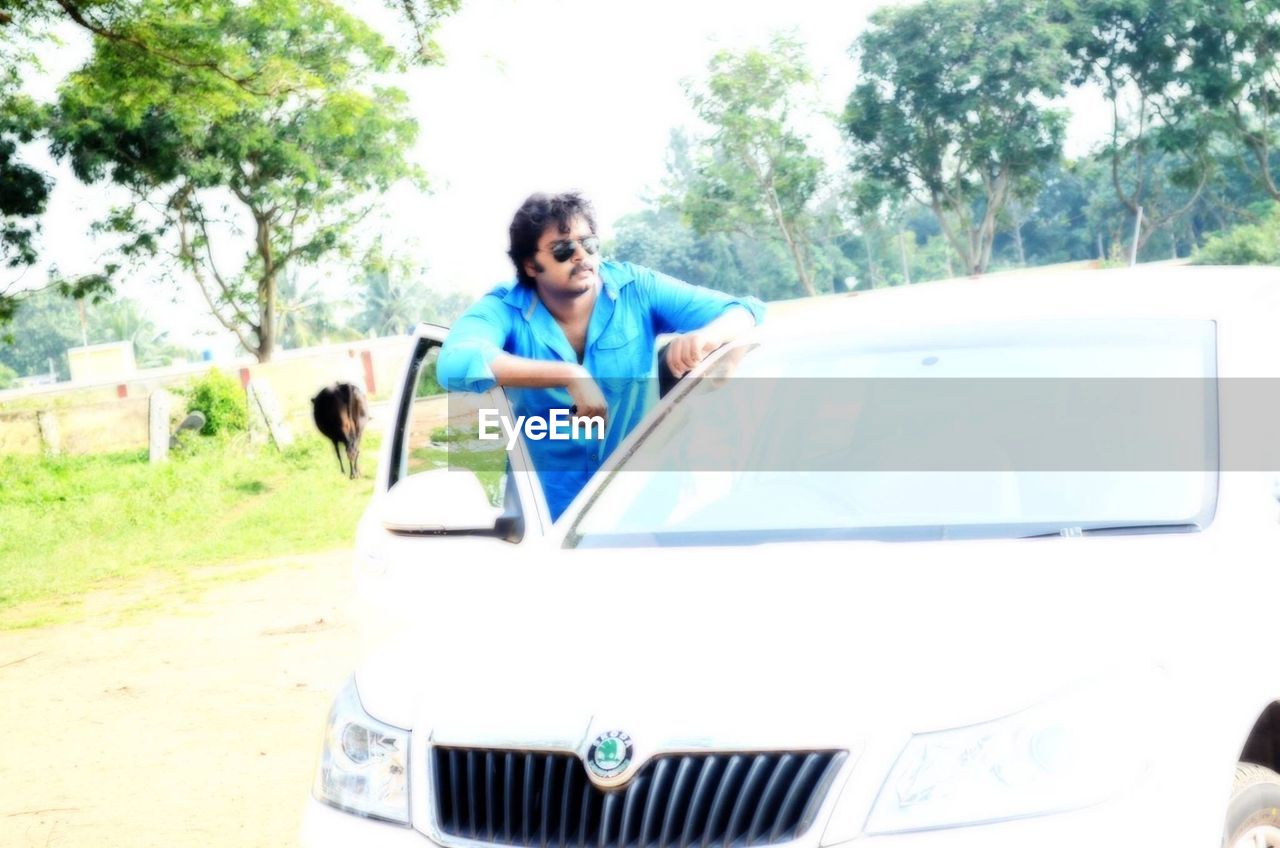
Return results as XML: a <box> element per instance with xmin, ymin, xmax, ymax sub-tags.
<box><xmin>507</xmin><ymin>191</ymin><xmax>598</xmax><ymax>286</ymax></box>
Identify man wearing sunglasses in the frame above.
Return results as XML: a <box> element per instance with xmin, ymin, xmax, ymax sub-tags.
<box><xmin>438</xmin><ymin>190</ymin><xmax>765</xmax><ymax>522</ymax></box>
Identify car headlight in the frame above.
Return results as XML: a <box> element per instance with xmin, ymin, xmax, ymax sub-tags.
<box><xmin>864</xmin><ymin>674</ymin><xmax>1156</xmax><ymax>835</ymax></box>
<box><xmin>313</xmin><ymin>677</ymin><xmax>411</xmax><ymax>825</ymax></box>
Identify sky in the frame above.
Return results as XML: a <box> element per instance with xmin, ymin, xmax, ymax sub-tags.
<box><xmin>16</xmin><ymin>0</ymin><xmax>1104</xmax><ymax>358</ymax></box>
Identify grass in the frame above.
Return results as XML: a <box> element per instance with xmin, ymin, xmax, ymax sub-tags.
<box><xmin>0</xmin><ymin>431</ymin><xmax>378</xmax><ymax>629</ymax></box>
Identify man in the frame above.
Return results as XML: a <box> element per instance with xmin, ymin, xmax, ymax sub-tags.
<box><xmin>437</xmin><ymin>191</ymin><xmax>765</xmax><ymax>521</ymax></box>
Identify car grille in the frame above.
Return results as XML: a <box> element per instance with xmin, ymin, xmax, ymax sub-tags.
<box><xmin>431</xmin><ymin>747</ymin><xmax>847</xmax><ymax>848</ymax></box>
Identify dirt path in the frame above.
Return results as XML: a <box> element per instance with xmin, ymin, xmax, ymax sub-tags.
<box><xmin>0</xmin><ymin>550</ymin><xmax>364</xmax><ymax>847</ymax></box>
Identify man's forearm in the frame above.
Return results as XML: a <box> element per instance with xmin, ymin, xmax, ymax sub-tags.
<box><xmin>701</xmin><ymin>305</ymin><xmax>758</xmax><ymax>346</ymax></box>
<box><xmin>488</xmin><ymin>353</ymin><xmax>587</xmax><ymax>388</ymax></box>
<box><xmin>489</xmin><ymin>354</ymin><xmax>608</xmax><ymax>420</ymax></box>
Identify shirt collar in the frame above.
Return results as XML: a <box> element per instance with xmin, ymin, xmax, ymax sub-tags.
<box><xmin>500</xmin><ymin>279</ymin><xmax>537</xmax><ymax>320</ymax></box>
<box><xmin>598</xmin><ymin>260</ymin><xmax>636</xmax><ymax>301</ymax></box>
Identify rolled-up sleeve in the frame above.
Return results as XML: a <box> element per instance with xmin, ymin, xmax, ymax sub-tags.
<box><xmin>635</xmin><ymin>264</ymin><xmax>766</xmax><ymax>334</ymax></box>
<box><xmin>437</xmin><ymin>295</ymin><xmax>510</xmax><ymax>393</ymax></box>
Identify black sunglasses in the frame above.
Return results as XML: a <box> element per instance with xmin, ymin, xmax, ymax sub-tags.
<box><xmin>541</xmin><ymin>235</ymin><xmax>601</xmax><ymax>263</ymax></box>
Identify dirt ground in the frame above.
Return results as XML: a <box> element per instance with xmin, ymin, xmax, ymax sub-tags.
<box><xmin>0</xmin><ymin>549</ymin><xmax>364</xmax><ymax>847</ymax></box>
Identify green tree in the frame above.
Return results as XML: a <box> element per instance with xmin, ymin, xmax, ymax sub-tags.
<box><xmin>996</xmin><ymin>160</ymin><xmax>1097</xmax><ymax>266</ymax></box>
<box><xmin>1064</xmin><ymin>0</ymin><xmax>1221</xmax><ymax>254</ymax></box>
<box><xmin>355</xmin><ymin>258</ymin><xmax>428</xmax><ymax>337</ymax></box>
<box><xmin>86</xmin><ymin>297</ymin><xmax>195</xmax><ymax>366</ymax></box>
<box><xmin>844</xmin><ymin>0</ymin><xmax>1070</xmax><ymax>275</ymax></box>
<box><xmin>0</xmin><ymin>0</ymin><xmax>460</xmax><ymax>327</ymax></box>
<box><xmin>1</xmin><ymin>1</ymin><xmax>460</xmax><ymax>72</ymax></box>
<box><xmin>0</xmin><ymin>55</ymin><xmax>52</xmax><ymax>316</ymax></box>
<box><xmin>419</xmin><ymin>288</ymin><xmax>469</xmax><ymax>326</ymax></box>
<box><xmin>51</xmin><ymin>0</ymin><xmax>422</xmax><ymax>362</ymax></box>
<box><xmin>355</xmin><ymin>270</ymin><xmax>425</xmax><ymax>337</ymax></box>
<box><xmin>352</xmin><ymin>239</ymin><xmax>470</xmax><ymax>334</ymax></box>
<box><xmin>614</xmin><ymin>205</ymin><xmax>789</xmax><ymax>300</ymax></box>
<box><xmin>1193</xmin><ymin>203</ymin><xmax>1280</xmax><ymax>265</ymax></box>
<box><xmin>275</xmin><ymin>273</ymin><xmax>357</xmax><ymax>350</ymax></box>
<box><xmin>0</xmin><ymin>76</ymin><xmax>49</xmax><ymax>272</ymax></box>
<box><xmin>0</xmin><ymin>287</ymin><xmax>81</xmax><ymax>379</ymax></box>
<box><xmin>678</xmin><ymin>34</ymin><xmax>828</xmax><ymax>297</ymax></box>
<box><xmin>1184</xmin><ymin>0</ymin><xmax>1280</xmax><ymax>202</ymax></box>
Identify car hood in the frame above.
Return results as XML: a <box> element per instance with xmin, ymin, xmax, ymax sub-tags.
<box><xmin>354</xmin><ymin>529</ymin><xmax>1254</xmax><ymax>743</ymax></box>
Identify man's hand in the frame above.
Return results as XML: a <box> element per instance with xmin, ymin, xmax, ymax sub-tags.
<box><xmin>566</xmin><ymin>371</ymin><xmax>608</xmax><ymax>424</ymax></box>
<box><xmin>664</xmin><ymin>331</ymin><xmax>724</xmax><ymax>379</ymax></box>
<box><xmin>664</xmin><ymin>306</ymin><xmax>758</xmax><ymax>380</ymax></box>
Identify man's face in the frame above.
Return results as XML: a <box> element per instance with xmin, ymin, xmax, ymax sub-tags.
<box><xmin>524</xmin><ymin>215</ymin><xmax>599</xmax><ymax>299</ymax></box>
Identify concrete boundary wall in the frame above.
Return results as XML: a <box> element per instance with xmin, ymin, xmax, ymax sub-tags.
<box><xmin>0</xmin><ymin>335</ymin><xmax>414</xmax><ymax>456</ymax></box>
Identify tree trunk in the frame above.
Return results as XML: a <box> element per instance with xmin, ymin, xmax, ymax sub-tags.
<box><xmin>257</xmin><ymin>278</ymin><xmax>275</xmax><ymax>362</ymax></box>
<box><xmin>898</xmin><ymin>230</ymin><xmax>911</xmax><ymax>285</ymax></box>
<box><xmin>863</xmin><ymin>229</ymin><xmax>881</xmax><ymax>287</ymax></box>
<box><xmin>773</xmin><ymin>210</ymin><xmax>816</xmax><ymax>297</ymax></box>
<box><xmin>972</xmin><ymin>172</ymin><xmax>1009</xmax><ymax>275</ymax></box>
<box><xmin>254</xmin><ymin>212</ymin><xmax>276</xmax><ymax>362</ymax></box>
<box><xmin>929</xmin><ymin>197</ymin><xmax>979</xmax><ymax>277</ymax></box>
<box><xmin>759</xmin><ymin>178</ymin><xmax>816</xmax><ymax>297</ymax></box>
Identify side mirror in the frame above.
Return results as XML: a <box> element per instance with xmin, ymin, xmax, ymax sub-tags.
<box><xmin>381</xmin><ymin>469</ymin><xmax>502</xmax><ymax>533</ymax></box>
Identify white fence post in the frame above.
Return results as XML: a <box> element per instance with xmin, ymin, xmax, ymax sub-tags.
<box><xmin>247</xmin><ymin>378</ymin><xmax>294</xmax><ymax>449</ymax></box>
<box><xmin>36</xmin><ymin>410</ymin><xmax>60</xmax><ymax>455</ymax></box>
<box><xmin>149</xmin><ymin>390</ymin><xmax>172</xmax><ymax>463</ymax></box>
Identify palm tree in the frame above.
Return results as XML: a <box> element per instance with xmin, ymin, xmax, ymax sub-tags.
<box><xmin>276</xmin><ymin>273</ymin><xmax>350</xmax><ymax>349</ymax></box>
<box><xmin>87</xmin><ymin>299</ymin><xmax>193</xmax><ymax>367</ymax></box>
<box><xmin>355</xmin><ymin>267</ymin><xmax>428</xmax><ymax>337</ymax></box>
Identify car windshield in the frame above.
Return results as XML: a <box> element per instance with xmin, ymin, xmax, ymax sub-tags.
<box><xmin>567</xmin><ymin>319</ymin><xmax>1219</xmax><ymax>547</ymax></box>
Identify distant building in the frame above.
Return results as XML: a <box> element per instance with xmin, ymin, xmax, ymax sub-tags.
<box><xmin>68</xmin><ymin>341</ymin><xmax>137</xmax><ymax>383</ymax></box>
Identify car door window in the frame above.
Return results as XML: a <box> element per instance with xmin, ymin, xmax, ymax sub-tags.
<box><xmin>387</xmin><ymin>336</ymin><xmax>522</xmax><ymax>539</ymax></box>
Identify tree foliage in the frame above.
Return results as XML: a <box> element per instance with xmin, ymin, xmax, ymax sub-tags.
<box><xmin>618</xmin><ymin>125</ymin><xmax>859</xmax><ymax>301</ymax></box>
<box><xmin>0</xmin><ymin>288</ymin><xmax>194</xmax><ymax>378</ymax></box>
<box><xmin>678</xmin><ymin>34</ymin><xmax>828</xmax><ymax>297</ymax></box>
<box><xmin>0</xmin><ymin>75</ymin><xmax>49</xmax><ymax>271</ymax></box>
<box><xmin>352</xmin><ymin>240</ymin><xmax>467</xmax><ymax>336</ymax></box>
<box><xmin>0</xmin><ymin>287</ymin><xmax>81</xmax><ymax>379</ymax></box>
<box><xmin>87</xmin><ymin>297</ymin><xmax>196</xmax><ymax>366</ymax></box>
<box><xmin>0</xmin><ymin>0</ymin><xmax>460</xmax><ymax>330</ymax></box>
<box><xmin>275</xmin><ymin>273</ymin><xmax>360</xmax><ymax>350</ymax></box>
<box><xmin>1192</xmin><ymin>203</ymin><xmax>1280</xmax><ymax>265</ymax></box>
<box><xmin>50</xmin><ymin>0</ymin><xmax>422</xmax><ymax>362</ymax></box>
<box><xmin>383</xmin><ymin>0</ymin><xmax>463</xmax><ymax>64</ymax></box>
<box><xmin>180</xmin><ymin>367</ymin><xmax>248</xmax><ymax>435</ymax></box>
<box><xmin>1064</xmin><ymin>0</ymin><xmax>1221</xmax><ymax>253</ymax></box>
<box><xmin>0</xmin><ymin>43</ymin><xmax>52</xmax><ymax>320</ymax></box>
<box><xmin>2</xmin><ymin>1</ymin><xmax>460</xmax><ymax>73</ymax></box>
<box><xmin>845</xmin><ymin>0</ymin><xmax>1071</xmax><ymax>275</ymax></box>
<box><xmin>1184</xmin><ymin>0</ymin><xmax>1280</xmax><ymax>201</ymax></box>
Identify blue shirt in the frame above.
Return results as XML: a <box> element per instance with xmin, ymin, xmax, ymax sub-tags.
<box><xmin>437</xmin><ymin>260</ymin><xmax>765</xmax><ymax>521</ymax></box>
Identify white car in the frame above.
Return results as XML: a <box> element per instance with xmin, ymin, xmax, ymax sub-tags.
<box><xmin>302</xmin><ymin>266</ymin><xmax>1280</xmax><ymax>848</ymax></box>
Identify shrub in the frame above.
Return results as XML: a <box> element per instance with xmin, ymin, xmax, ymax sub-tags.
<box><xmin>1194</xmin><ymin>205</ymin><xmax>1280</xmax><ymax>266</ymax></box>
<box><xmin>0</xmin><ymin>362</ymin><xmax>17</xmax><ymax>390</ymax></box>
<box><xmin>181</xmin><ymin>368</ymin><xmax>249</xmax><ymax>435</ymax></box>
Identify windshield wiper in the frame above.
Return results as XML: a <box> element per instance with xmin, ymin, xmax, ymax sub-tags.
<box><xmin>1020</xmin><ymin>523</ymin><xmax>1201</xmax><ymax>539</ymax></box>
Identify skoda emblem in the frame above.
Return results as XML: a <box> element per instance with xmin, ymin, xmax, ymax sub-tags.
<box><xmin>587</xmin><ymin>730</ymin><xmax>633</xmax><ymax>779</ymax></box>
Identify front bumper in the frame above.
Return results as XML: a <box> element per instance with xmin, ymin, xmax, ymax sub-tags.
<box><xmin>301</xmin><ymin>793</ymin><xmax>1206</xmax><ymax>848</ymax></box>
<box><xmin>302</xmin><ymin>797</ymin><xmax>421</xmax><ymax>847</ymax></box>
